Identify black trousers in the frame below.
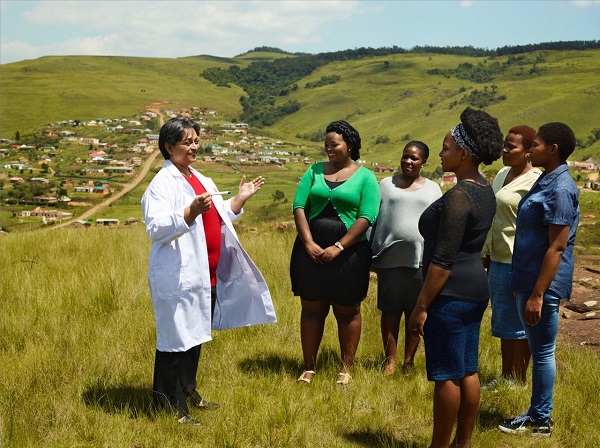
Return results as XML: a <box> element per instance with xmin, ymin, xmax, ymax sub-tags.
<box><xmin>152</xmin><ymin>287</ymin><xmax>216</xmax><ymax>417</ymax></box>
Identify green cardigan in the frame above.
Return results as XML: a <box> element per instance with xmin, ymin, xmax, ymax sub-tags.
<box><xmin>292</xmin><ymin>163</ymin><xmax>380</xmax><ymax>238</ymax></box>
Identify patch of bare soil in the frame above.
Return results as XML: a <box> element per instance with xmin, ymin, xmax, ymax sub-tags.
<box><xmin>559</xmin><ymin>257</ymin><xmax>600</xmax><ymax>357</ymax></box>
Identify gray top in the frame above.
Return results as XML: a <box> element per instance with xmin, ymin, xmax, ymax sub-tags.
<box><xmin>370</xmin><ymin>176</ymin><xmax>442</xmax><ymax>269</ymax></box>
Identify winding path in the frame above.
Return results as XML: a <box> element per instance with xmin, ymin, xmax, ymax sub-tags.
<box><xmin>51</xmin><ymin>110</ymin><xmax>164</xmax><ymax>230</ymax></box>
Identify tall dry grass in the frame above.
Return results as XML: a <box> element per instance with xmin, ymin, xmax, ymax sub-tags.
<box><xmin>1</xmin><ymin>226</ymin><xmax>599</xmax><ymax>447</ymax></box>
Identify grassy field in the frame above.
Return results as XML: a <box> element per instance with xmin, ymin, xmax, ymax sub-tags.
<box><xmin>1</xmin><ymin>226</ymin><xmax>599</xmax><ymax>447</ymax></box>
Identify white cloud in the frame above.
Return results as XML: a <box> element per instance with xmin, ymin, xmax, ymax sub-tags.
<box><xmin>1</xmin><ymin>0</ymin><xmax>361</xmax><ymax>63</ymax></box>
<box><xmin>572</xmin><ymin>0</ymin><xmax>600</xmax><ymax>6</ymax></box>
<box><xmin>460</xmin><ymin>1</ymin><xmax>476</xmax><ymax>7</ymax></box>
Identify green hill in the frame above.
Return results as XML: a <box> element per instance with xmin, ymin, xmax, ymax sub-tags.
<box><xmin>0</xmin><ymin>55</ymin><xmax>248</xmax><ymax>135</ymax></box>
<box><xmin>1</xmin><ymin>49</ymin><xmax>599</xmax><ymax>166</ymax></box>
<box><xmin>266</xmin><ymin>50</ymin><xmax>600</xmax><ymax>166</ymax></box>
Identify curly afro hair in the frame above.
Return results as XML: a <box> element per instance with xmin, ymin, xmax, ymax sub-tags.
<box><xmin>537</xmin><ymin>122</ymin><xmax>576</xmax><ymax>162</ymax></box>
<box><xmin>460</xmin><ymin>107</ymin><xmax>503</xmax><ymax>165</ymax></box>
<box><xmin>326</xmin><ymin>120</ymin><xmax>362</xmax><ymax>161</ymax></box>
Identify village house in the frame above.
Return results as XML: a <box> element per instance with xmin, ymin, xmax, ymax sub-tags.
<box><xmin>103</xmin><ymin>165</ymin><xmax>133</xmax><ymax>174</ymax></box>
<box><xmin>441</xmin><ymin>173</ymin><xmax>458</xmax><ymax>185</ymax></box>
<box><xmin>375</xmin><ymin>166</ymin><xmax>395</xmax><ymax>173</ymax></box>
<box><xmin>70</xmin><ymin>219</ymin><xmax>93</xmax><ymax>229</ymax></box>
<box><xmin>29</xmin><ymin>177</ymin><xmax>50</xmax><ymax>184</ymax></box>
<box><xmin>33</xmin><ymin>196</ymin><xmax>58</xmax><ymax>204</ymax></box>
<box><xmin>23</xmin><ymin>206</ymin><xmax>73</xmax><ymax>221</ymax></box>
<box><xmin>81</xmin><ymin>137</ymin><xmax>100</xmax><ymax>146</ymax></box>
<box><xmin>96</xmin><ymin>218</ymin><xmax>120</xmax><ymax>226</ymax></box>
<box><xmin>94</xmin><ymin>180</ymin><xmax>110</xmax><ymax>194</ymax></box>
<box><xmin>569</xmin><ymin>157</ymin><xmax>598</xmax><ymax>171</ymax></box>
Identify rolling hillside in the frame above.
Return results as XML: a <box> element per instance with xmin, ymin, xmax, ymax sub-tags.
<box><xmin>1</xmin><ymin>49</ymin><xmax>599</xmax><ymax>168</ymax></box>
<box><xmin>0</xmin><ymin>55</ymin><xmax>247</xmax><ymax>135</ymax></box>
<box><xmin>267</xmin><ymin>49</ymin><xmax>600</xmax><ymax>166</ymax></box>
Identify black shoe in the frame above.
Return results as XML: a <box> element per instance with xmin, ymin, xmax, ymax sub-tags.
<box><xmin>178</xmin><ymin>415</ymin><xmax>202</xmax><ymax>426</ymax></box>
<box><xmin>532</xmin><ymin>418</ymin><xmax>554</xmax><ymax>437</ymax></box>
<box><xmin>191</xmin><ymin>398</ymin><xmax>219</xmax><ymax>410</ymax></box>
<box><xmin>499</xmin><ymin>414</ymin><xmax>553</xmax><ymax>437</ymax></box>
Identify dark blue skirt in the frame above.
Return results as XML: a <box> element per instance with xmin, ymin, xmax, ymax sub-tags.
<box><xmin>290</xmin><ymin>216</ymin><xmax>372</xmax><ymax>306</ymax></box>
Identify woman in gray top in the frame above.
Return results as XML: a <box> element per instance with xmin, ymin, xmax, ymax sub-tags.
<box><xmin>371</xmin><ymin>141</ymin><xmax>442</xmax><ymax>375</ymax></box>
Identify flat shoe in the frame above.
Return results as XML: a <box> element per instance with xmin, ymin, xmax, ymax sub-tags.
<box><xmin>337</xmin><ymin>372</ymin><xmax>351</xmax><ymax>385</ymax></box>
<box><xmin>191</xmin><ymin>398</ymin><xmax>219</xmax><ymax>410</ymax></box>
<box><xmin>297</xmin><ymin>370</ymin><xmax>315</xmax><ymax>384</ymax></box>
<box><xmin>178</xmin><ymin>415</ymin><xmax>202</xmax><ymax>426</ymax></box>
<box><xmin>383</xmin><ymin>364</ymin><xmax>396</xmax><ymax>376</ymax></box>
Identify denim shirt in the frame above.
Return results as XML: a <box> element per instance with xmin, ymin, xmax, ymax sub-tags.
<box><xmin>510</xmin><ymin>163</ymin><xmax>579</xmax><ymax>301</ymax></box>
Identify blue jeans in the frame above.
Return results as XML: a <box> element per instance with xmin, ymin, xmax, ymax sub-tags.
<box><xmin>516</xmin><ymin>292</ymin><xmax>560</xmax><ymax>421</ymax></box>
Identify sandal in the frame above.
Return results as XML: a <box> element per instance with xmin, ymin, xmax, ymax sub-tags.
<box><xmin>336</xmin><ymin>372</ymin><xmax>351</xmax><ymax>386</ymax></box>
<box><xmin>297</xmin><ymin>370</ymin><xmax>315</xmax><ymax>384</ymax></box>
<box><xmin>383</xmin><ymin>364</ymin><xmax>396</xmax><ymax>376</ymax></box>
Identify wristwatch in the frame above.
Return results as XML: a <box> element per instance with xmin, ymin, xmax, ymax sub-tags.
<box><xmin>334</xmin><ymin>241</ymin><xmax>345</xmax><ymax>251</ymax></box>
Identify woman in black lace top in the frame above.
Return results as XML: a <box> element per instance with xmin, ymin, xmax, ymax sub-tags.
<box><xmin>409</xmin><ymin>108</ymin><xmax>503</xmax><ymax>448</ymax></box>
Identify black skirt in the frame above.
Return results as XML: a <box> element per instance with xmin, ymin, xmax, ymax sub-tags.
<box><xmin>290</xmin><ymin>216</ymin><xmax>372</xmax><ymax>306</ymax></box>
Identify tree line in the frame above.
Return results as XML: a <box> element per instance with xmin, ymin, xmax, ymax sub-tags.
<box><xmin>202</xmin><ymin>41</ymin><xmax>599</xmax><ymax>127</ymax></box>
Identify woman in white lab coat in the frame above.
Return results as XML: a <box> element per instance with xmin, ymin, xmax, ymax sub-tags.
<box><xmin>142</xmin><ymin>117</ymin><xmax>276</xmax><ymax>425</ymax></box>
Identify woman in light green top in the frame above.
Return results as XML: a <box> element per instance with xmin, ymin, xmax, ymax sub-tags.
<box><xmin>482</xmin><ymin>125</ymin><xmax>541</xmax><ymax>389</ymax></box>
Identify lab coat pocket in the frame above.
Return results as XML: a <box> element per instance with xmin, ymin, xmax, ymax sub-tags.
<box><xmin>149</xmin><ymin>264</ymin><xmax>193</xmax><ymax>301</ymax></box>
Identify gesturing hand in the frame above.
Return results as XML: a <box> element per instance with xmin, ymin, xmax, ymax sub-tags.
<box><xmin>238</xmin><ymin>175</ymin><xmax>265</xmax><ymax>201</ymax></box>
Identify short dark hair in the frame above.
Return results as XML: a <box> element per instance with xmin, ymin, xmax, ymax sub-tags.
<box><xmin>326</xmin><ymin>120</ymin><xmax>362</xmax><ymax>161</ymax></box>
<box><xmin>404</xmin><ymin>140</ymin><xmax>430</xmax><ymax>162</ymax></box>
<box><xmin>537</xmin><ymin>122</ymin><xmax>576</xmax><ymax>162</ymax></box>
<box><xmin>508</xmin><ymin>125</ymin><xmax>536</xmax><ymax>151</ymax></box>
<box><xmin>158</xmin><ymin>117</ymin><xmax>200</xmax><ymax>160</ymax></box>
<box><xmin>460</xmin><ymin>107</ymin><xmax>503</xmax><ymax>165</ymax></box>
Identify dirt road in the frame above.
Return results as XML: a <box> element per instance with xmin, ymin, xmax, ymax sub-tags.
<box><xmin>51</xmin><ymin>109</ymin><xmax>164</xmax><ymax>230</ymax></box>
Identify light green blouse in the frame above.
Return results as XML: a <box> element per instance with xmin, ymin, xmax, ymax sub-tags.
<box><xmin>482</xmin><ymin>166</ymin><xmax>542</xmax><ymax>263</ymax></box>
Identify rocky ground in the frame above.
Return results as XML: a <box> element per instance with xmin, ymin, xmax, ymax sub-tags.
<box><xmin>560</xmin><ymin>258</ymin><xmax>600</xmax><ymax>356</ymax></box>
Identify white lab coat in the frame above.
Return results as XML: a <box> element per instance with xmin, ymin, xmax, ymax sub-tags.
<box><xmin>141</xmin><ymin>161</ymin><xmax>276</xmax><ymax>352</ymax></box>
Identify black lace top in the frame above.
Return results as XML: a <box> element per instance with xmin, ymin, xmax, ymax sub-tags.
<box><xmin>418</xmin><ymin>180</ymin><xmax>496</xmax><ymax>302</ymax></box>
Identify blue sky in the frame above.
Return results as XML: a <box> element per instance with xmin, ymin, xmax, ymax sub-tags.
<box><xmin>1</xmin><ymin>0</ymin><xmax>599</xmax><ymax>64</ymax></box>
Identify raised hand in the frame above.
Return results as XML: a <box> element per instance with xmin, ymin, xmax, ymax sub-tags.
<box><xmin>238</xmin><ymin>175</ymin><xmax>265</xmax><ymax>201</ymax></box>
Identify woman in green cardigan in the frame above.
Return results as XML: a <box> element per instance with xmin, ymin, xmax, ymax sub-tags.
<box><xmin>290</xmin><ymin>120</ymin><xmax>380</xmax><ymax>386</ymax></box>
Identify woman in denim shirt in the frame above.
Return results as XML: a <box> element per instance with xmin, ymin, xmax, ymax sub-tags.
<box><xmin>499</xmin><ymin>123</ymin><xmax>579</xmax><ymax>437</ymax></box>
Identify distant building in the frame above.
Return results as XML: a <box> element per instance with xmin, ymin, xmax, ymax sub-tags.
<box><xmin>96</xmin><ymin>218</ymin><xmax>120</xmax><ymax>226</ymax></box>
